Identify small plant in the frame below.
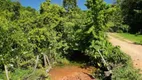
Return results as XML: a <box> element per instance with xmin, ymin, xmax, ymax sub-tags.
<box><xmin>135</xmin><ymin>32</ymin><xmax>141</xmax><ymax>36</ymax></box>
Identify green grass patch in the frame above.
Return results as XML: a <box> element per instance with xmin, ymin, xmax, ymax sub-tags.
<box><xmin>10</xmin><ymin>68</ymin><xmax>32</xmax><ymax>80</ymax></box>
<box><xmin>0</xmin><ymin>69</ymin><xmax>32</xmax><ymax>80</ymax></box>
<box><xmin>117</xmin><ymin>33</ymin><xmax>142</xmax><ymax>45</ymax></box>
<box><xmin>112</xmin><ymin>65</ymin><xmax>142</xmax><ymax>80</ymax></box>
<box><xmin>0</xmin><ymin>68</ymin><xmax>50</xmax><ymax>80</ymax></box>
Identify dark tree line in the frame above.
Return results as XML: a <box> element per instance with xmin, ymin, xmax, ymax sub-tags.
<box><xmin>120</xmin><ymin>0</ymin><xmax>142</xmax><ymax>34</ymax></box>
<box><xmin>110</xmin><ymin>0</ymin><xmax>142</xmax><ymax>34</ymax></box>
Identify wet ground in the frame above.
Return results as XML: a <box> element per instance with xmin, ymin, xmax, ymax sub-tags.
<box><xmin>49</xmin><ymin>65</ymin><xmax>95</xmax><ymax>80</ymax></box>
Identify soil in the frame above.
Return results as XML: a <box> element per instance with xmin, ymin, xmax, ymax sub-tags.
<box><xmin>49</xmin><ymin>65</ymin><xmax>95</xmax><ymax>80</ymax></box>
<box><xmin>108</xmin><ymin>33</ymin><xmax>142</xmax><ymax>70</ymax></box>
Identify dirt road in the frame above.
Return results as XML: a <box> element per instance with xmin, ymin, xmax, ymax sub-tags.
<box><xmin>108</xmin><ymin>33</ymin><xmax>142</xmax><ymax>70</ymax></box>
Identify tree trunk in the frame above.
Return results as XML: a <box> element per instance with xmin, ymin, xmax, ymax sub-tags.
<box><xmin>34</xmin><ymin>55</ymin><xmax>39</xmax><ymax>72</ymax></box>
<box><xmin>45</xmin><ymin>55</ymin><xmax>51</xmax><ymax>68</ymax></box>
<box><xmin>98</xmin><ymin>50</ymin><xmax>112</xmax><ymax>79</ymax></box>
<box><xmin>98</xmin><ymin>50</ymin><xmax>110</xmax><ymax>70</ymax></box>
<box><xmin>43</xmin><ymin>53</ymin><xmax>47</xmax><ymax>67</ymax></box>
<box><xmin>25</xmin><ymin>55</ymin><xmax>39</xmax><ymax>79</ymax></box>
<box><xmin>4</xmin><ymin>64</ymin><xmax>9</xmax><ymax>80</ymax></box>
<box><xmin>45</xmin><ymin>55</ymin><xmax>52</xmax><ymax>73</ymax></box>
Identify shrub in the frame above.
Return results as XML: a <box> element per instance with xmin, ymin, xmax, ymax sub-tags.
<box><xmin>112</xmin><ymin>65</ymin><xmax>142</xmax><ymax>80</ymax></box>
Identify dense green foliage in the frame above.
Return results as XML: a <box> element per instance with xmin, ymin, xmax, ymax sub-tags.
<box><xmin>109</xmin><ymin>0</ymin><xmax>142</xmax><ymax>34</ymax></box>
<box><xmin>0</xmin><ymin>0</ymin><xmax>141</xmax><ymax>80</ymax></box>
<box><xmin>108</xmin><ymin>4</ymin><xmax>129</xmax><ymax>33</ymax></box>
<box><xmin>120</xmin><ymin>0</ymin><xmax>142</xmax><ymax>34</ymax></box>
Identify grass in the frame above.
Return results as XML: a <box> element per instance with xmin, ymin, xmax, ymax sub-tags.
<box><xmin>0</xmin><ymin>68</ymin><xmax>50</xmax><ymax>80</ymax></box>
<box><xmin>112</xmin><ymin>65</ymin><xmax>142</xmax><ymax>80</ymax></box>
<box><xmin>0</xmin><ymin>69</ymin><xmax>32</xmax><ymax>80</ymax></box>
<box><xmin>116</xmin><ymin>33</ymin><xmax>142</xmax><ymax>45</ymax></box>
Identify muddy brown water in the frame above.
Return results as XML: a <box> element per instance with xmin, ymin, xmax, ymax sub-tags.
<box><xmin>49</xmin><ymin>65</ymin><xmax>95</xmax><ymax>80</ymax></box>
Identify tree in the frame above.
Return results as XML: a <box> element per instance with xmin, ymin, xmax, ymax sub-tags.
<box><xmin>106</xmin><ymin>3</ymin><xmax>129</xmax><ymax>33</ymax></box>
<box><xmin>80</xmin><ymin>0</ymin><xmax>128</xmax><ymax>69</ymax></box>
<box><xmin>63</xmin><ymin>0</ymin><xmax>78</xmax><ymax>11</ymax></box>
<box><xmin>0</xmin><ymin>18</ymin><xmax>30</xmax><ymax>80</ymax></box>
<box><xmin>120</xmin><ymin>0</ymin><xmax>142</xmax><ymax>34</ymax></box>
<box><xmin>0</xmin><ymin>0</ymin><xmax>136</xmax><ymax>79</ymax></box>
<box><xmin>0</xmin><ymin>0</ymin><xmax>21</xmax><ymax>21</ymax></box>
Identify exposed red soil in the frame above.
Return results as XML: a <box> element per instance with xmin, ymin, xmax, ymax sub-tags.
<box><xmin>49</xmin><ymin>65</ymin><xmax>95</xmax><ymax>80</ymax></box>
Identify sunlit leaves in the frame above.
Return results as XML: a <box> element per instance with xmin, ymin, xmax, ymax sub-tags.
<box><xmin>0</xmin><ymin>0</ymin><xmax>130</xmax><ymax>75</ymax></box>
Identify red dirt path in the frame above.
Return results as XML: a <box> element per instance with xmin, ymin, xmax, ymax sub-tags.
<box><xmin>49</xmin><ymin>65</ymin><xmax>95</xmax><ymax>80</ymax></box>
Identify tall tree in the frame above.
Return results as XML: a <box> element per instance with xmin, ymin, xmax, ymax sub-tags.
<box><xmin>120</xmin><ymin>0</ymin><xmax>142</xmax><ymax>34</ymax></box>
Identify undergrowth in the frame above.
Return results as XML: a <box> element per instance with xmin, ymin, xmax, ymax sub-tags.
<box><xmin>112</xmin><ymin>65</ymin><xmax>142</xmax><ymax>80</ymax></box>
<box><xmin>0</xmin><ymin>68</ymin><xmax>50</xmax><ymax>80</ymax></box>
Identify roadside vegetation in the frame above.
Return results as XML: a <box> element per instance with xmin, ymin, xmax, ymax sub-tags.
<box><xmin>108</xmin><ymin>0</ymin><xmax>142</xmax><ymax>45</ymax></box>
<box><xmin>117</xmin><ymin>33</ymin><xmax>142</xmax><ymax>45</ymax></box>
<box><xmin>108</xmin><ymin>0</ymin><xmax>142</xmax><ymax>78</ymax></box>
<box><xmin>108</xmin><ymin>0</ymin><xmax>142</xmax><ymax>33</ymax></box>
<box><xmin>0</xmin><ymin>0</ymin><xmax>142</xmax><ymax>80</ymax></box>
